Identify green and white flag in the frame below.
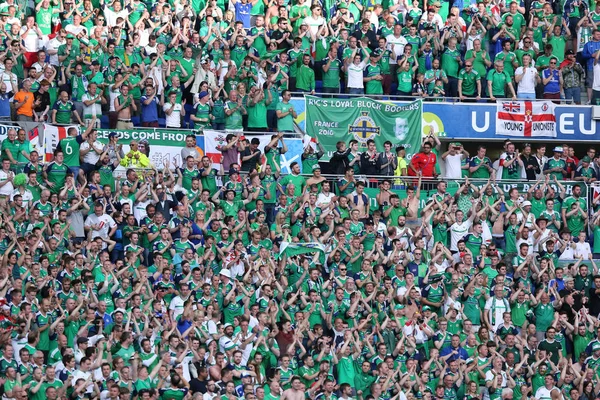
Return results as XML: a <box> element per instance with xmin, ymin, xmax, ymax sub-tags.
<box><xmin>305</xmin><ymin>96</ymin><xmax>423</xmax><ymax>161</ymax></box>
<box><xmin>280</xmin><ymin>242</ymin><xmax>327</xmax><ymax>265</ymax></box>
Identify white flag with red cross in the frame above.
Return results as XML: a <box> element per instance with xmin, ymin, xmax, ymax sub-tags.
<box><xmin>495</xmin><ymin>101</ymin><xmax>556</xmax><ymax>138</ymax></box>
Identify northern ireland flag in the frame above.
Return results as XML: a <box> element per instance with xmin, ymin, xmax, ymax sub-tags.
<box><xmin>203</xmin><ymin>129</ymin><xmax>231</xmax><ymax>169</ymax></box>
<box><xmin>496</xmin><ymin>101</ymin><xmax>556</xmax><ymax>138</ymax></box>
<box><xmin>43</xmin><ymin>124</ymin><xmax>79</xmax><ymax>161</ymax></box>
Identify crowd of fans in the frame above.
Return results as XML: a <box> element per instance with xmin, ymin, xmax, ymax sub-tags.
<box><xmin>0</xmin><ymin>0</ymin><xmax>598</xmax><ymax>131</ymax></box>
<box><xmin>1</xmin><ymin>0</ymin><xmax>600</xmax><ymax>399</ymax></box>
<box><xmin>0</xmin><ymin>118</ymin><xmax>599</xmax><ymax>400</ymax></box>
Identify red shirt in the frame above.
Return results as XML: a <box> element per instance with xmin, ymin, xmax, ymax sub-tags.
<box><xmin>409</xmin><ymin>151</ymin><xmax>437</xmax><ymax>177</ymax></box>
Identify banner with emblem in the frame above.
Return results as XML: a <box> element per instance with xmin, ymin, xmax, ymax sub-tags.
<box><xmin>495</xmin><ymin>100</ymin><xmax>556</xmax><ymax>138</ymax></box>
<box><xmin>304</xmin><ymin>96</ymin><xmax>423</xmax><ymax>161</ymax></box>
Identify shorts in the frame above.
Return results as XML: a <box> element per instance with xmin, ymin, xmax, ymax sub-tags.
<box><xmin>116</xmin><ymin>120</ymin><xmax>134</xmax><ymax>130</ymax></box>
<box><xmin>586</xmin><ymin>71</ymin><xmax>594</xmax><ymax>88</ymax></box>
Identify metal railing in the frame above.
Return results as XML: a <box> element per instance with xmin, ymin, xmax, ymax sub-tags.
<box><xmin>289</xmin><ymin>92</ymin><xmax>578</xmax><ymax>104</ymax></box>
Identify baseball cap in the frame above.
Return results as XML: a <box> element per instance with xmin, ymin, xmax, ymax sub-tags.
<box><xmin>566</xmin><ymin>49</ymin><xmax>575</xmax><ymax>56</ymax></box>
<box><xmin>553</xmin><ymin>146</ymin><xmax>564</xmax><ymax>153</ymax></box>
<box><xmin>583</xmin><ymin>156</ymin><xmax>592</xmax><ymax>163</ymax></box>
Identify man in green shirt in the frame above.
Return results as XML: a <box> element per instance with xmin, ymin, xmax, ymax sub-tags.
<box><xmin>280</xmin><ymin>162</ymin><xmax>305</xmax><ymax>197</ymax></box>
<box><xmin>224</xmin><ymin>89</ymin><xmax>246</xmax><ymax>131</ymax></box>
<box><xmin>1</xmin><ymin>128</ymin><xmax>21</xmax><ymax>169</ymax></box>
<box><xmin>43</xmin><ymin>150</ymin><xmax>69</xmax><ymax>194</ymax></box>
<box><xmin>543</xmin><ymin>147</ymin><xmax>567</xmax><ymax>180</ymax></box>
<box><xmin>458</xmin><ymin>63</ymin><xmax>481</xmax><ymax>100</ymax></box>
<box><xmin>469</xmin><ymin>146</ymin><xmax>492</xmax><ymax>179</ymax></box>
<box><xmin>494</xmin><ymin>39</ymin><xmax>518</xmax><ymax>77</ymax></box>
<box><xmin>276</xmin><ymin>90</ymin><xmax>297</xmax><ymax>132</ymax></box>
<box><xmin>190</xmin><ymin>91</ymin><xmax>212</xmax><ymax>130</ymax></box>
<box><xmin>296</xmin><ymin>54</ymin><xmax>315</xmax><ymax>93</ymax></box>
<box><xmin>441</xmin><ymin>37</ymin><xmax>461</xmax><ymax>97</ymax></box>
<box><xmin>487</xmin><ymin>61</ymin><xmax>516</xmax><ymax>100</ymax></box>
<box><xmin>56</xmin><ymin>123</ymin><xmax>92</xmax><ymax>183</ymax></box>
<box><xmin>322</xmin><ymin>49</ymin><xmax>342</xmax><ymax>93</ymax></box>
<box><xmin>364</xmin><ymin>53</ymin><xmax>384</xmax><ymax>95</ymax></box>
<box><xmin>52</xmin><ymin>91</ymin><xmax>83</xmax><ymax>125</ymax></box>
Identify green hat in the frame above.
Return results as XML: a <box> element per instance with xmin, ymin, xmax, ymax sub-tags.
<box><xmin>312</xmin><ymin>164</ymin><xmax>321</xmax><ymax>171</ymax></box>
<box><xmin>583</xmin><ymin>156</ymin><xmax>592</xmax><ymax>163</ymax></box>
<box><xmin>593</xmin><ymin>342</ymin><xmax>600</xmax><ymax>351</ymax></box>
<box><xmin>338</xmin><ymin>2</ymin><xmax>348</xmax><ymax>9</ymax></box>
<box><xmin>66</xmin><ymin>33</ymin><xmax>75</xmax><ymax>39</ymax></box>
<box><xmin>422</xmin><ymin>305</ymin><xmax>432</xmax><ymax>312</ymax></box>
<box><xmin>394</xmin><ymin>304</ymin><xmax>405</xmax><ymax>310</ymax></box>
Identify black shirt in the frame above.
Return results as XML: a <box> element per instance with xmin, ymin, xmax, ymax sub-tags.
<box><xmin>240</xmin><ymin>147</ymin><xmax>261</xmax><ymax>172</ymax></box>
<box><xmin>270</xmin><ymin>29</ymin><xmax>291</xmax><ymax>50</ymax></box>
<box><xmin>360</xmin><ymin>151</ymin><xmax>380</xmax><ymax>175</ymax></box>
<box><xmin>520</xmin><ymin>154</ymin><xmax>540</xmax><ymax>181</ymax></box>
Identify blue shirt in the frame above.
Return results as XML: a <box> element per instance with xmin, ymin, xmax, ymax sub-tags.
<box><xmin>141</xmin><ymin>95</ymin><xmax>159</xmax><ymax>123</ymax></box>
<box><xmin>440</xmin><ymin>345</ymin><xmax>469</xmax><ymax>361</ymax></box>
<box><xmin>234</xmin><ymin>2</ymin><xmax>252</xmax><ymax>28</ymax></box>
<box><xmin>582</xmin><ymin>39</ymin><xmax>600</xmax><ymax>70</ymax></box>
<box><xmin>542</xmin><ymin>69</ymin><xmax>560</xmax><ymax>94</ymax></box>
<box><xmin>0</xmin><ymin>93</ymin><xmax>12</xmax><ymax>118</ymax></box>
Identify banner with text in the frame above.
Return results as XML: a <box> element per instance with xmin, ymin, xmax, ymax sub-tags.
<box><xmin>305</xmin><ymin>96</ymin><xmax>423</xmax><ymax>161</ymax></box>
<box><xmin>96</xmin><ymin>128</ymin><xmax>202</xmax><ymax>169</ymax></box>
<box><xmin>364</xmin><ymin>180</ymin><xmax>587</xmax><ymax>211</ymax></box>
<box><xmin>496</xmin><ymin>100</ymin><xmax>556</xmax><ymax>138</ymax></box>
<box><xmin>291</xmin><ymin>98</ymin><xmax>600</xmax><ymax>141</ymax></box>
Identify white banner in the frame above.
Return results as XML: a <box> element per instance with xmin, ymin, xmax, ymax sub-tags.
<box><xmin>495</xmin><ymin>101</ymin><xmax>556</xmax><ymax>137</ymax></box>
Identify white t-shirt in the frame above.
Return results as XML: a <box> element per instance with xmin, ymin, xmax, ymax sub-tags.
<box><xmin>80</xmin><ymin>140</ymin><xmax>104</xmax><ymax>164</ymax></box>
<box><xmin>515</xmin><ymin>66</ymin><xmax>538</xmax><ymax>94</ymax></box>
<box><xmin>593</xmin><ymin>62</ymin><xmax>600</xmax><ymax>91</ymax></box>
<box><xmin>47</xmin><ymin>37</ymin><xmax>65</xmax><ymax>66</ymax></box>
<box><xmin>81</xmin><ymin>92</ymin><xmax>102</xmax><ymax>118</ymax></box>
<box><xmin>449</xmin><ymin>220</ymin><xmax>472</xmax><ymax>251</ymax></box>
<box><xmin>484</xmin><ymin>370</ymin><xmax>507</xmax><ymax>400</ymax></box>
<box><xmin>316</xmin><ymin>192</ymin><xmax>335</xmax><ymax>207</ymax></box>
<box><xmin>163</xmin><ymin>103</ymin><xmax>183</xmax><ymax>127</ymax></box>
<box><xmin>10</xmin><ymin>188</ymin><xmax>33</xmax><ymax>209</ymax></box>
<box><xmin>0</xmin><ymin>170</ymin><xmax>14</xmax><ymax>196</ymax></box>
<box><xmin>169</xmin><ymin>295</ymin><xmax>187</xmax><ymax>320</ymax></box>
<box><xmin>347</xmin><ymin>61</ymin><xmax>366</xmax><ymax>89</ymax></box>
<box><xmin>444</xmin><ymin>153</ymin><xmax>463</xmax><ymax>179</ymax></box>
<box><xmin>303</xmin><ymin>15</ymin><xmax>325</xmax><ymax>35</ymax></box>
<box><xmin>484</xmin><ymin>297</ymin><xmax>510</xmax><ymax>331</ymax></box>
<box><xmin>19</xmin><ymin>26</ymin><xmax>39</xmax><ymax>52</ymax></box>
<box><xmin>64</xmin><ymin>24</ymin><xmax>88</xmax><ymax>37</ymax></box>
<box><xmin>575</xmin><ymin>241</ymin><xmax>592</xmax><ymax>259</ymax></box>
<box><xmin>84</xmin><ymin>213</ymin><xmax>117</xmax><ymax>239</ymax></box>
<box><xmin>108</xmin><ymin>85</ymin><xmax>120</xmax><ymax>112</ymax></box>
<box><xmin>385</xmin><ymin>34</ymin><xmax>407</xmax><ymax>64</ymax></box>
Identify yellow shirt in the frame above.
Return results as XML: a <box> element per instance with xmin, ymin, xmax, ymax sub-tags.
<box><xmin>394</xmin><ymin>156</ymin><xmax>407</xmax><ymax>186</ymax></box>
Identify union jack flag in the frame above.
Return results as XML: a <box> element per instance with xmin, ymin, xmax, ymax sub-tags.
<box><xmin>502</xmin><ymin>102</ymin><xmax>521</xmax><ymax>113</ymax></box>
